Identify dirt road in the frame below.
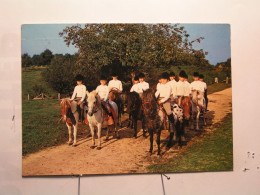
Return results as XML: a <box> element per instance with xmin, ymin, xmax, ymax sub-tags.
<box><xmin>22</xmin><ymin>88</ymin><xmax>232</xmax><ymax>176</ymax></box>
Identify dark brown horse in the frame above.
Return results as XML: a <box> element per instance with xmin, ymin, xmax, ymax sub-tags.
<box><xmin>142</xmin><ymin>89</ymin><xmax>163</xmax><ymax>155</ymax></box>
<box><xmin>126</xmin><ymin>91</ymin><xmax>145</xmax><ymax>138</ymax></box>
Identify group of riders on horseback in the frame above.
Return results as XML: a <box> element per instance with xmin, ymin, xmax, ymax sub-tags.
<box><xmin>70</xmin><ymin>69</ymin><xmax>208</xmax><ymax>127</ymax></box>
<box><xmin>62</xmin><ymin>69</ymin><xmax>208</xmax><ymax>152</ymax></box>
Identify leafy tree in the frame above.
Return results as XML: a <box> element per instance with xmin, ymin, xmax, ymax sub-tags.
<box><xmin>22</xmin><ymin>53</ymin><xmax>32</xmax><ymax>67</ymax></box>
<box><xmin>59</xmin><ymin>24</ymin><xmax>209</xmax><ymax>81</ymax></box>
<box><xmin>40</xmin><ymin>49</ymin><xmax>53</xmax><ymax>65</ymax></box>
<box><xmin>42</xmin><ymin>54</ymin><xmax>77</xmax><ymax>94</ymax></box>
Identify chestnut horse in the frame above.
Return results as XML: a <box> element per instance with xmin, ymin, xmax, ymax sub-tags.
<box><xmin>59</xmin><ymin>98</ymin><xmax>86</xmax><ymax>146</ymax></box>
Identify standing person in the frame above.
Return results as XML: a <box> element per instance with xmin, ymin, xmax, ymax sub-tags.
<box><xmin>70</xmin><ymin>74</ymin><xmax>87</xmax><ymax>122</ymax></box>
<box><xmin>199</xmin><ymin>74</ymin><xmax>208</xmax><ymax>111</ymax></box>
<box><xmin>155</xmin><ymin>72</ymin><xmax>175</xmax><ymax>130</ymax></box>
<box><xmin>136</xmin><ymin>72</ymin><xmax>149</xmax><ymax>95</ymax></box>
<box><xmin>168</xmin><ymin>72</ymin><xmax>177</xmax><ymax>103</ymax></box>
<box><xmin>108</xmin><ymin>72</ymin><xmax>123</xmax><ymax>93</ymax></box>
<box><xmin>130</xmin><ymin>76</ymin><xmax>139</xmax><ymax>93</ymax></box>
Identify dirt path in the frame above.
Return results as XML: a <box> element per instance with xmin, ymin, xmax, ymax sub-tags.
<box><xmin>22</xmin><ymin>88</ymin><xmax>232</xmax><ymax>176</ymax></box>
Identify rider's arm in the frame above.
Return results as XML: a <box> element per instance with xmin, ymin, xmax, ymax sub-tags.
<box><xmin>104</xmin><ymin>86</ymin><xmax>109</xmax><ymax>101</ymax></box>
<box><xmin>70</xmin><ymin>86</ymin><xmax>77</xmax><ymax>100</ymax></box>
<box><xmin>80</xmin><ymin>85</ymin><xmax>87</xmax><ymax>102</ymax></box>
<box><xmin>119</xmin><ymin>81</ymin><xmax>123</xmax><ymax>92</ymax></box>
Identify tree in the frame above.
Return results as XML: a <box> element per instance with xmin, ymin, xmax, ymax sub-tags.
<box><xmin>40</xmin><ymin>49</ymin><xmax>53</xmax><ymax>65</ymax></box>
<box><xmin>59</xmin><ymin>24</ymin><xmax>209</xmax><ymax>76</ymax></box>
<box><xmin>42</xmin><ymin>54</ymin><xmax>77</xmax><ymax>94</ymax></box>
<box><xmin>22</xmin><ymin>53</ymin><xmax>32</xmax><ymax>67</ymax></box>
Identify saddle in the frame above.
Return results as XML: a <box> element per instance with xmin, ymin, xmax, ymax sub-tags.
<box><xmin>102</xmin><ymin>101</ymin><xmax>117</xmax><ymax>126</ymax></box>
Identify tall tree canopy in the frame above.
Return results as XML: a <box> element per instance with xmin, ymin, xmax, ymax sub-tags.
<box><xmin>59</xmin><ymin>24</ymin><xmax>210</xmax><ymax>74</ymax></box>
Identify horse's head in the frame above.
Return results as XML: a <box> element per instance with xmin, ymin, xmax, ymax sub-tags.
<box><xmin>180</xmin><ymin>96</ymin><xmax>192</xmax><ymax>120</ymax></box>
<box><xmin>86</xmin><ymin>90</ymin><xmax>101</xmax><ymax>116</ymax></box>
<box><xmin>59</xmin><ymin>98</ymin><xmax>72</xmax><ymax>121</ymax></box>
<box><xmin>142</xmin><ymin>89</ymin><xmax>157</xmax><ymax>118</ymax></box>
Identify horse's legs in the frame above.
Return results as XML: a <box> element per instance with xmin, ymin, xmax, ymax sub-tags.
<box><xmin>196</xmin><ymin>109</ymin><xmax>200</xmax><ymax>130</ymax></box>
<box><xmin>180</xmin><ymin>121</ymin><xmax>186</xmax><ymax>144</ymax></box>
<box><xmin>105</xmin><ymin>127</ymin><xmax>110</xmax><ymax>140</ymax></box>
<box><xmin>72</xmin><ymin>124</ymin><xmax>78</xmax><ymax>146</ymax></box>
<box><xmin>133</xmin><ymin>119</ymin><xmax>137</xmax><ymax>138</ymax></box>
<box><xmin>89</xmin><ymin>124</ymin><xmax>95</xmax><ymax>149</ymax></box>
<box><xmin>149</xmin><ymin>130</ymin><xmax>153</xmax><ymax>154</ymax></box>
<box><xmin>203</xmin><ymin>111</ymin><xmax>207</xmax><ymax>126</ymax></box>
<box><xmin>167</xmin><ymin>132</ymin><xmax>174</xmax><ymax>148</ymax></box>
<box><xmin>156</xmin><ymin>130</ymin><xmax>161</xmax><ymax>155</ymax></box>
<box><xmin>67</xmin><ymin>124</ymin><xmax>73</xmax><ymax>145</ymax></box>
<box><xmin>97</xmin><ymin>123</ymin><xmax>102</xmax><ymax>150</ymax></box>
<box><xmin>142</xmin><ymin>119</ymin><xmax>146</xmax><ymax>137</ymax></box>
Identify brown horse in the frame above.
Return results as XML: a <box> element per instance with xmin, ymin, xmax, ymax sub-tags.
<box><xmin>109</xmin><ymin>89</ymin><xmax>124</xmax><ymax>127</ymax></box>
<box><xmin>126</xmin><ymin>91</ymin><xmax>145</xmax><ymax>138</ymax></box>
<box><xmin>142</xmin><ymin>89</ymin><xmax>163</xmax><ymax>155</ymax></box>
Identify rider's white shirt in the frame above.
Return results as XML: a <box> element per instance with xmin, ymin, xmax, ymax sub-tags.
<box><xmin>70</xmin><ymin>84</ymin><xmax>87</xmax><ymax>102</ymax></box>
<box><xmin>130</xmin><ymin>83</ymin><xmax>139</xmax><ymax>93</ymax></box>
<box><xmin>96</xmin><ymin>84</ymin><xmax>109</xmax><ymax>101</ymax></box>
<box><xmin>200</xmin><ymin>81</ymin><xmax>207</xmax><ymax>91</ymax></box>
<box><xmin>190</xmin><ymin>80</ymin><xmax>205</xmax><ymax>92</ymax></box>
<box><xmin>136</xmin><ymin>81</ymin><xmax>149</xmax><ymax>93</ymax></box>
<box><xmin>168</xmin><ymin>79</ymin><xmax>177</xmax><ymax>96</ymax></box>
<box><xmin>155</xmin><ymin>83</ymin><xmax>171</xmax><ymax>103</ymax></box>
<box><xmin>156</xmin><ymin>83</ymin><xmax>162</xmax><ymax>91</ymax></box>
<box><xmin>108</xmin><ymin>79</ymin><xmax>123</xmax><ymax>92</ymax></box>
<box><xmin>176</xmin><ymin>81</ymin><xmax>190</xmax><ymax>96</ymax></box>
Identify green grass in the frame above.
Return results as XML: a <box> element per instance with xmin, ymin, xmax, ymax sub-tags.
<box><xmin>22</xmin><ymin>99</ymin><xmax>87</xmax><ymax>156</ymax></box>
<box><xmin>147</xmin><ymin>113</ymin><xmax>233</xmax><ymax>173</ymax></box>
<box><xmin>22</xmin><ymin>66</ymin><xmax>57</xmax><ymax>100</ymax></box>
<box><xmin>207</xmin><ymin>83</ymin><xmax>231</xmax><ymax>95</ymax></box>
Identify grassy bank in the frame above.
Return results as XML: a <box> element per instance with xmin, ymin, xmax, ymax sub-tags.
<box><xmin>147</xmin><ymin>113</ymin><xmax>233</xmax><ymax>173</ymax></box>
<box><xmin>22</xmin><ymin>99</ymin><xmax>88</xmax><ymax>156</ymax></box>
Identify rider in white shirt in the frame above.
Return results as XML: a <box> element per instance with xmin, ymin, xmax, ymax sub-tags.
<box><xmin>176</xmin><ymin>70</ymin><xmax>190</xmax><ymax>97</ymax></box>
<box><xmin>155</xmin><ymin>72</ymin><xmax>175</xmax><ymax>132</ymax></box>
<box><xmin>136</xmin><ymin>72</ymin><xmax>149</xmax><ymax>95</ymax></box>
<box><xmin>96</xmin><ymin>75</ymin><xmax>112</xmax><ymax>116</ymax></box>
<box><xmin>130</xmin><ymin>76</ymin><xmax>139</xmax><ymax>93</ymax></box>
<box><xmin>190</xmin><ymin>72</ymin><xmax>204</xmax><ymax>92</ymax></box>
<box><xmin>70</xmin><ymin>74</ymin><xmax>87</xmax><ymax>121</ymax></box>
<box><xmin>199</xmin><ymin>74</ymin><xmax>208</xmax><ymax>111</ymax></box>
<box><xmin>108</xmin><ymin>72</ymin><xmax>123</xmax><ymax>93</ymax></box>
<box><xmin>168</xmin><ymin>71</ymin><xmax>178</xmax><ymax>102</ymax></box>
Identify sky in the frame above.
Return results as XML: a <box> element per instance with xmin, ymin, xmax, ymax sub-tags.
<box><xmin>21</xmin><ymin>24</ymin><xmax>230</xmax><ymax>65</ymax></box>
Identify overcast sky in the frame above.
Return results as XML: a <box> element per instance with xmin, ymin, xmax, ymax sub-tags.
<box><xmin>22</xmin><ymin>23</ymin><xmax>230</xmax><ymax>65</ymax></box>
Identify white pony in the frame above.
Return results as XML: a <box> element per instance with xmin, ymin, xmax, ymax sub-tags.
<box><xmin>86</xmin><ymin>90</ymin><xmax>119</xmax><ymax>150</ymax></box>
<box><xmin>190</xmin><ymin>90</ymin><xmax>207</xmax><ymax>130</ymax></box>
<box><xmin>59</xmin><ymin>98</ymin><xmax>87</xmax><ymax>146</ymax></box>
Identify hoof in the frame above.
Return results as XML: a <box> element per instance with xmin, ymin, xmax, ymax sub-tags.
<box><xmin>105</xmin><ymin>137</ymin><xmax>109</xmax><ymax>141</ymax></box>
<box><xmin>116</xmin><ymin>135</ymin><xmax>120</xmax><ymax>139</ymax></box>
<box><xmin>90</xmin><ymin>146</ymin><xmax>95</xmax><ymax>149</ymax></box>
<box><xmin>157</xmin><ymin>152</ymin><xmax>161</xmax><ymax>156</ymax></box>
<box><xmin>67</xmin><ymin>142</ymin><xmax>73</xmax><ymax>145</ymax></box>
<box><xmin>72</xmin><ymin>143</ymin><xmax>77</xmax><ymax>147</ymax></box>
<box><xmin>97</xmin><ymin>146</ymin><xmax>101</xmax><ymax>150</ymax></box>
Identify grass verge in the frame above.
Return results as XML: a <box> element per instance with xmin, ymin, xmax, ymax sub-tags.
<box><xmin>147</xmin><ymin>113</ymin><xmax>233</xmax><ymax>173</ymax></box>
